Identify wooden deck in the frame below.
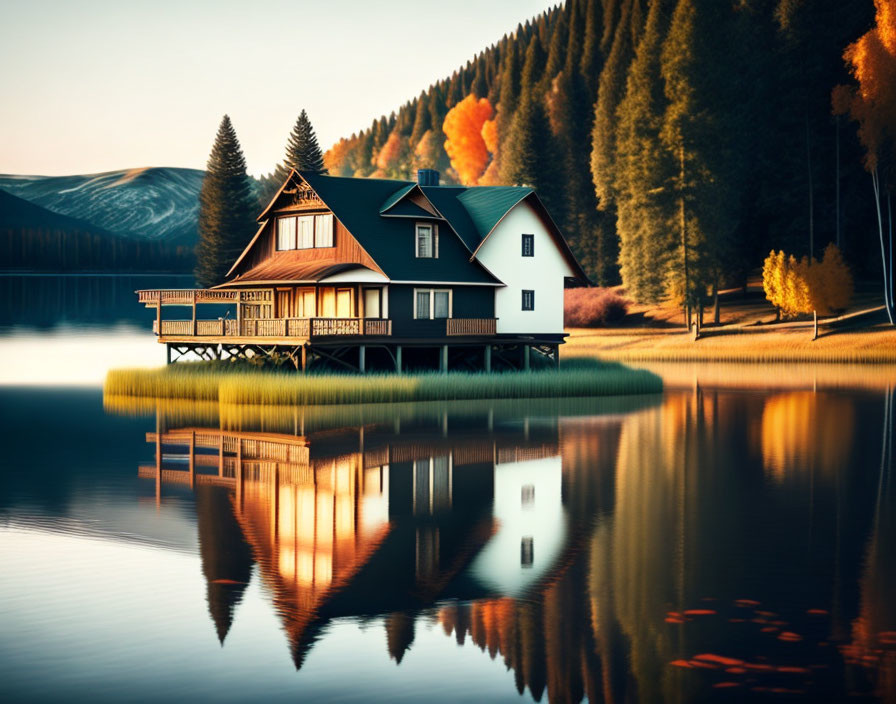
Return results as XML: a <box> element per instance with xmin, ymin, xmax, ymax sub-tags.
<box><xmin>137</xmin><ymin>287</ymin><xmax>555</xmax><ymax>372</ymax></box>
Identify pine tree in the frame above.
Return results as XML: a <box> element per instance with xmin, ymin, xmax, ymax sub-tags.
<box><xmin>614</xmin><ymin>0</ymin><xmax>676</xmax><ymax>302</ymax></box>
<box><xmin>410</xmin><ymin>90</ymin><xmax>432</xmax><ymax>146</ymax></box>
<box><xmin>589</xmin><ymin>0</ymin><xmax>643</xmax><ymax>284</ymax></box>
<box><xmin>660</xmin><ymin>0</ymin><xmax>743</xmax><ymax>321</ymax></box>
<box><xmin>273</xmin><ymin>109</ymin><xmax>327</xmax><ymax>182</ymax></box>
<box><xmin>195</xmin><ymin>115</ymin><xmax>257</xmax><ymax>287</ymax></box>
<box><xmin>501</xmin><ymin>37</ymin><xmax>561</xmax><ymax>215</ymax></box>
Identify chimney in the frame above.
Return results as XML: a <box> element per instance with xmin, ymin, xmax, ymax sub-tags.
<box><xmin>416</xmin><ymin>169</ymin><xmax>440</xmax><ymax>187</ymax></box>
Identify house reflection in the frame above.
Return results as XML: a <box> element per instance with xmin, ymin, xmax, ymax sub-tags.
<box><xmin>140</xmin><ymin>404</ymin><xmax>578</xmax><ymax>670</ymax></box>
<box><xmin>136</xmin><ymin>387</ymin><xmax>895</xmax><ymax>702</ymax></box>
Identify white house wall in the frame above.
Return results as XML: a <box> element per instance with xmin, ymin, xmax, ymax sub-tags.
<box><xmin>475</xmin><ymin>200</ymin><xmax>574</xmax><ymax>335</ymax></box>
<box><xmin>467</xmin><ymin>456</ymin><xmax>566</xmax><ymax>597</ymax></box>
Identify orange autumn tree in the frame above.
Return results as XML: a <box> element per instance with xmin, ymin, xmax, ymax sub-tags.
<box><xmin>833</xmin><ymin>0</ymin><xmax>896</xmax><ymax>324</ymax></box>
<box><xmin>442</xmin><ymin>95</ymin><xmax>495</xmax><ymax>185</ymax></box>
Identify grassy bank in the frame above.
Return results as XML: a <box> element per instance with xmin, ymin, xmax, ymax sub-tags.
<box><xmin>564</xmin><ymin>323</ymin><xmax>896</xmax><ymax>364</ymax></box>
<box><xmin>104</xmin><ymin>359</ymin><xmax>662</xmax><ymax>405</ymax></box>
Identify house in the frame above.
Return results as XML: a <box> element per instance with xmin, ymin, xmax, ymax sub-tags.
<box><xmin>137</xmin><ymin>168</ymin><xmax>588</xmax><ymax>371</ymax></box>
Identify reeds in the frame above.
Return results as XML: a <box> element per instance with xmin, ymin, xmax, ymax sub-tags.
<box><xmin>104</xmin><ymin>358</ymin><xmax>662</xmax><ymax>406</ymax></box>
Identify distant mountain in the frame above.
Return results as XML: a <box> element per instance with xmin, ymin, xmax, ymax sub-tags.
<box><xmin>0</xmin><ymin>187</ymin><xmax>120</xmax><ymax>237</ymax></box>
<box><xmin>0</xmin><ymin>166</ymin><xmax>205</xmax><ymax>245</ymax></box>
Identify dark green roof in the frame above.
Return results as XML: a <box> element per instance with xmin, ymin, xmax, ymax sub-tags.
<box><xmin>381</xmin><ymin>199</ymin><xmax>435</xmax><ymax>219</ymax></box>
<box><xmin>292</xmin><ymin>171</ymin><xmax>587</xmax><ymax>284</ymax></box>
<box><xmin>299</xmin><ymin>172</ymin><xmax>500</xmax><ymax>284</ymax></box>
<box><xmin>379</xmin><ymin>184</ymin><xmax>416</xmax><ymax>213</ymax></box>
<box><xmin>457</xmin><ymin>187</ymin><xmax>533</xmax><ymax>244</ymax></box>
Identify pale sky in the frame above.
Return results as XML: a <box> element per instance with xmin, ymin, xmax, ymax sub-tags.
<box><xmin>0</xmin><ymin>0</ymin><xmax>555</xmax><ymax>177</ymax></box>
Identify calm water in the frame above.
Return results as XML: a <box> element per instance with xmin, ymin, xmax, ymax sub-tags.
<box><xmin>1</xmin><ymin>276</ymin><xmax>896</xmax><ymax>703</ymax></box>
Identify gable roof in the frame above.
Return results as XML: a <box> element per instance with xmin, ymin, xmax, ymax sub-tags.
<box><xmin>299</xmin><ymin>171</ymin><xmax>500</xmax><ymax>285</ymax></box>
<box><xmin>225</xmin><ymin>169</ymin><xmax>588</xmax><ymax>286</ymax></box>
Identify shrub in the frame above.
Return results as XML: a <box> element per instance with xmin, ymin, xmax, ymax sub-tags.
<box><xmin>564</xmin><ymin>288</ymin><xmax>630</xmax><ymax>327</ymax></box>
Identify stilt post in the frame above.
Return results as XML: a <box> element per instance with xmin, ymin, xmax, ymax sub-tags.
<box><xmin>359</xmin><ymin>345</ymin><xmax>366</xmax><ymax>373</ymax></box>
<box><xmin>484</xmin><ymin>345</ymin><xmax>492</xmax><ymax>373</ymax></box>
<box><xmin>440</xmin><ymin>345</ymin><xmax>449</xmax><ymax>373</ymax></box>
<box><xmin>395</xmin><ymin>345</ymin><xmax>402</xmax><ymax>373</ymax></box>
<box><xmin>523</xmin><ymin>345</ymin><xmax>531</xmax><ymax>371</ymax></box>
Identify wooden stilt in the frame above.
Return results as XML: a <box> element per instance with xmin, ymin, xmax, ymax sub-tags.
<box><xmin>440</xmin><ymin>345</ymin><xmax>448</xmax><ymax>373</ymax></box>
<box><xmin>523</xmin><ymin>345</ymin><xmax>531</xmax><ymax>371</ymax></box>
<box><xmin>359</xmin><ymin>345</ymin><xmax>366</xmax><ymax>373</ymax></box>
<box><xmin>301</xmin><ymin>344</ymin><xmax>307</xmax><ymax>372</ymax></box>
<box><xmin>484</xmin><ymin>345</ymin><xmax>492</xmax><ymax>373</ymax></box>
<box><xmin>166</xmin><ymin>344</ymin><xmax>172</xmax><ymax>365</ymax></box>
<box><xmin>395</xmin><ymin>345</ymin><xmax>402</xmax><ymax>373</ymax></box>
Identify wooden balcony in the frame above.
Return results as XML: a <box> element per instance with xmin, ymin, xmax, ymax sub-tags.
<box><xmin>446</xmin><ymin>318</ymin><xmax>497</xmax><ymax>336</ymax></box>
<box><xmin>137</xmin><ymin>289</ymin><xmax>272</xmax><ymax>305</ymax></box>
<box><xmin>152</xmin><ymin>317</ymin><xmax>392</xmax><ymax>339</ymax></box>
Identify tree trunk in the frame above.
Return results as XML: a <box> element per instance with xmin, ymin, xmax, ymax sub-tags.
<box><xmin>712</xmin><ymin>278</ymin><xmax>720</xmax><ymax>325</ymax></box>
<box><xmin>679</xmin><ymin>144</ymin><xmax>691</xmax><ymax>329</ymax></box>
<box><xmin>813</xmin><ymin>310</ymin><xmax>818</xmax><ymax>341</ymax></box>
<box><xmin>872</xmin><ymin>169</ymin><xmax>895</xmax><ymax>325</ymax></box>
<box><xmin>835</xmin><ymin>115</ymin><xmax>841</xmax><ymax>249</ymax></box>
<box><xmin>806</xmin><ymin>110</ymin><xmax>815</xmax><ymax>260</ymax></box>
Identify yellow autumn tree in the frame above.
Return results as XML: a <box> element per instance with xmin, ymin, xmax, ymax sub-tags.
<box><xmin>763</xmin><ymin>245</ymin><xmax>853</xmax><ymax>337</ymax></box>
<box><xmin>762</xmin><ymin>250</ymin><xmax>788</xmax><ymax>319</ymax></box>
<box><xmin>442</xmin><ymin>95</ymin><xmax>495</xmax><ymax>185</ymax></box>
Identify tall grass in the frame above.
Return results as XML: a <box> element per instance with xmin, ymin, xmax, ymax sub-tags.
<box><xmin>104</xmin><ymin>358</ymin><xmax>662</xmax><ymax>406</ymax></box>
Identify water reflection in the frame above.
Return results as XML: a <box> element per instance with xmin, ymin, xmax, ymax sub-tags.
<box><xmin>0</xmin><ymin>274</ymin><xmax>193</xmax><ymax>330</ymax></box>
<box><xmin>117</xmin><ymin>384</ymin><xmax>896</xmax><ymax>702</ymax></box>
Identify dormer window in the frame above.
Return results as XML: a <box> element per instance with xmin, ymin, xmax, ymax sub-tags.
<box><xmin>416</xmin><ymin>223</ymin><xmax>438</xmax><ymax>258</ymax></box>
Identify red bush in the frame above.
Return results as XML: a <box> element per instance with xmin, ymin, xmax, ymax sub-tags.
<box><xmin>564</xmin><ymin>288</ymin><xmax>629</xmax><ymax>327</ymax></box>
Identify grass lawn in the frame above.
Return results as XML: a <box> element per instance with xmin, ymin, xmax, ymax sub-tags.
<box><xmin>566</xmin><ymin>279</ymin><xmax>896</xmax><ymax>364</ymax></box>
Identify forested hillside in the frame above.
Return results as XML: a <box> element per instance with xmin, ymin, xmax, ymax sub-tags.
<box><xmin>323</xmin><ymin>0</ymin><xmax>877</xmax><ymax>311</ymax></box>
<box><xmin>0</xmin><ymin>189</ymin><xmax>192</xmax><ymax>272</ymax></box>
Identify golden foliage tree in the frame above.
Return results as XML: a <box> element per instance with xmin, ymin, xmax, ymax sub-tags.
<box><xmin>442</xmin><ymin>95</ymin><xmax>495</xmax><ymax>185</ymax></box>
<box><xmin>762</xmin><ymin>245</ymin><xmax>853</xmax><ymax>335</ymax></box>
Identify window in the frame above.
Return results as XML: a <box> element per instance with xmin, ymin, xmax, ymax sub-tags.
<box><xmin>414</xmin><ymin>288</ymin><xmax>452</xmax><ymax>319</ymax></box>
<box><xmin>416</xmin><ymin>223</ymin><xmax>438</xmax><ymax>258</ymax></box>
<box><xmin>521</xmin><ymin>537</ymin><xmax>534</xmax><ymax>568</ymax></box>
<box><xmin>522</xmin><ymin>289</ymin><xmax>535</xmax><ymax>311</ymax></box>
<box><xmin>314</xmin><ymin>213</ymin><xmax>334</xmax><ymax>247</ymax></box>
<box><xmin>433</xmin><ymin>291</ymin><xmax>450</xmax><ymax>318</ymax></box>
<box><xmin>276</xmin><ymin>214</ymin><xmax>334</xmax><ymax>250</ymax></box>
<box><xmin>522</xmin><ymin>233</ymin><xmax>534</xmax><ymax>257</ymax></box>
<box><xmin>277</xmin><ymin>217</ymin><xmax>297</xmax><ymax>250</ymax></box>
<box><xmin>298</xmin><ymin>215</ymin><xmax>314</xmax><ymax>249</ymax></box>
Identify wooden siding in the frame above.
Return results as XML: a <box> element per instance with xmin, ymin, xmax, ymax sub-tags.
<box><xmin>389</xmin><ymin>284</ymin><xmax>495</xmax><ymax>338</ymax></box>
<box><xmin>233</xmin><ymin>210</ymin><xmax>383</xmax><ymax>279</ymax></box>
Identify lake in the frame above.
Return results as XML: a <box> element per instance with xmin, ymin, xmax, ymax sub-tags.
<box><xmin>2</xmin><ymin>275</ymin><xmax>895</xmax><ymax>703</ymax></box>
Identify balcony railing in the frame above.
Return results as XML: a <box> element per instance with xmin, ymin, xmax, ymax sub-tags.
<box><xmin>152</xmin><ymin>317</ymin><xmax>392</xmax><ymax>339</ymax></box>
<box><xmin>138</xmin><ymin>289</ymin><xmax>273</xmax><ymax>305</ymax></box>
<box><xmin>446</xmin><ymin>318</ymin><xmax>497</xmax><ymax>336</ymax></box>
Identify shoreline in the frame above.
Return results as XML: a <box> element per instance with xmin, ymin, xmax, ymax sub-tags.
<box><xmin>563</xmin><ymin>323</ymin><xmax>896</xmax><ymax>365</ymax></box>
